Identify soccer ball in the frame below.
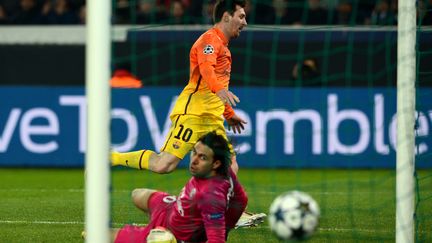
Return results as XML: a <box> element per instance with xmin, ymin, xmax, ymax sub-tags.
<box><xmin>268</xmin><ymin>191</ymin><xmax>320</xmax><ymax>241</ymax></box>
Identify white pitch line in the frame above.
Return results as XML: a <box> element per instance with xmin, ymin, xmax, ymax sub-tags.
<box><xmin>254</xmin><ymin>191</ymin><xmax>394</xmax><ymax>195</ymax></box>
<box><xmin>0</xmin><ymin>188</ymin><xmax>131</xmax><ymax>193</ymax></box>
<box><xmin>318</xmin><ymin>227</ymin><xmax>394</xmax><ymax>234</ymax></box>
<box><xmin>0</xmin><ymin>220</ymin><xmax>84</xmax><ymax>225</ymax></box>
<box><xmin>0</xmin><ymin>220</ymin><xmax>139</xmax><ymax>227</ymax></box>
<box><xmin>2</xmin><ymin>220</ymin><xmax>429</xmax><ymax>234</ymax></box>
<box><xmin>245</xmin><ymin>225</ymin><xmax>396</xmax><ymax>233</ymax></box>
<box><xmin>0</xmin><ymin>220</ymin><xmax>396</xmax><ymax>233</ymax></box>
<box><xmin>0</xmin><ymin>188</ymin><xmax>84</xmax><ymax>193</ymax></box>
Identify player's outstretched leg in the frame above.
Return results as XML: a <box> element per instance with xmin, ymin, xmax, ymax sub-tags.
<box><xmin>111</xmin><ymin>150</ymin><xmax>155</xmax><ymax>170</ymax></box>
<box><xmin>112</xmin><ymin>150</ymin><xmax>181</xmax><ymax>174</ymax></box>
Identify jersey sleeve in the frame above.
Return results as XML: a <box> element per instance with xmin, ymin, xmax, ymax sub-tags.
<box><xmin>224</xmin><ymin>170</ymin><xmax>248</xmax><ymax>230</ymax></box>
<box><xmin>197</xmin><ymin>186</ymin><xmax>227</xmax><ymax>243</ymax></box>
<box><xmin>196</xmin><ymin>34</ymin><xmax>225</xmax><ymax>93</ymax></box>
<box><xmin>223</xmin><ymin>103</ymin><xmax>235</xmax><ymax>119</ymax></box>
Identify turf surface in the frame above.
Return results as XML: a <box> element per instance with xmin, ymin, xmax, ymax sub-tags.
<box><xmin>0</xmin><ymin>168</ymin><xmax>430</xmax><ymax>242</ymax></box>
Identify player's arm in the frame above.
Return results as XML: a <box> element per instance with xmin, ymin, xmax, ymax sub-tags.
<box><xmin>225</xmin><ymin>171</ymin><xmax>248</xmax><ymax>229</ymax></box>
<box><xmin>199</xmin><ymin>62</ymin><xmax>240</xmax><ymax>107</ymax></box>
<box><xmin>197</xmin><ymin>36</ymin><xmax>239</xmax><ymax>107</ymax></box>
<box><xmin>198</xmin><ymin>189</ymin><xmax>227</xmax><ymax>243</ymax></box>
<box><xmin>216</xmin><ymin>89</ymin><xmax>240</xmax><ymax>107</ymax></box>
<box><xmin>224</xmin><ymin>106</ymin><xmax>247</xmax><ymax>134</ymax></box>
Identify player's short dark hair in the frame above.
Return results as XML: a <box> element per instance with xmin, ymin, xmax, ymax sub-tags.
<box><xmin>197</xmin><ymin>131</ymin><xmax>231</xmax><ymax>177</ymax></box>
<box><xmin>213</xmin><ymin>0</ymin><xmax>247</xmax><ymax>23</ymax></box>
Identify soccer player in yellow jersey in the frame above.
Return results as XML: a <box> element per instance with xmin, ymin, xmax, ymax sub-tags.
<box><xmin>112</xmin><ymin>1</ymin><xmax>267</xmax><ymax>226</ymax></box>
<box><xmin>112</xmin><ymin>0</ymin><xmax>248</xmax><ymax>175</ymax></box>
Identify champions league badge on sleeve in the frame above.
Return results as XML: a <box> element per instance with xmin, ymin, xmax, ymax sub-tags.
<box><xmin>203</xmin><ymin>44</ymin><xmax>214</xmax><ymax>55</ymax></box>
<box><xmin>208</xmin><ymin>213</ymin><xmax>223</xmax><ymax>220</ymax></box>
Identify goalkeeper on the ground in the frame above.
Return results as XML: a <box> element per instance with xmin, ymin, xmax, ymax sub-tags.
<box><xmin>113</xmin><ymin>132</ymin><xmax>247</xmax><ymax>243</ymax></box>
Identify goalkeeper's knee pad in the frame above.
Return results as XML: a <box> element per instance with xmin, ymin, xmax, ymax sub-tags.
<box><xmin>146</xmin><ymin>227</ymin><xmax>177</xmax><ymax>243</ymax></box>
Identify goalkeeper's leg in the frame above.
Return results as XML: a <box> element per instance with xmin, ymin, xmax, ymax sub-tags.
<box><xmin>131</xmin><ymin>188</ymin><xmax>157</xmax><ymax>212</ymax></box>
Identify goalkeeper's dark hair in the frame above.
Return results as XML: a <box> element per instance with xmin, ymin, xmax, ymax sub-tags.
<box><xmin>197</xmin><ymin>131</ymin><xmax>231</xmax><ymax>177</ymax></box>
<box><xmin>213</xmin><ymin>0</ymin><xmax>247</xmax><ymax>24</ymax></box>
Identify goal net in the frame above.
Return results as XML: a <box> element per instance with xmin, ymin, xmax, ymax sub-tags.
<box><xmin>106</xmin><ymin>1</ymin><xmax>432</xmax><ymax>242</ymax></box>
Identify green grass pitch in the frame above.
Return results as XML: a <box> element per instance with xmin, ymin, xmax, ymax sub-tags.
<box><xmin>0</xmin><ymin>168</ymin><xmax>430</xmax><ymax>242</ymax></box>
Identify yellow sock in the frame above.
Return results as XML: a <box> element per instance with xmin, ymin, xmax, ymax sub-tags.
<box><xmin>111</xmin><ymin>150</ymin><xmax>154</xmax><ymax>170</ymax></box>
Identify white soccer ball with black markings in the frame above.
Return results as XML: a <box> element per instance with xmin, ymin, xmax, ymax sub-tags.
<box><xmin>269</xmin><ymin>191</ymin><xmax>320</xmax><ymax>241</ymax></box>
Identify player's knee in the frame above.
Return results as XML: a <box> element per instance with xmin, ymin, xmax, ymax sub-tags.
<box><xmin>131</xmin><ymin>188</ymin><xmax>155</xmax><ymax>210</ymax></box>
<box><xmin>154</xmin><ymin>163</ymin><xmax>175</xmax><ymax>174</ymax></box>
<box><xmin>152</xmin><ymin>155</ymin><xmax>179</xmax><ymax>174</ymax></box>
<box><xmin>131</xmin><ymin>189</ymin><xmax>143</xmax><ymax>206</ymax></box>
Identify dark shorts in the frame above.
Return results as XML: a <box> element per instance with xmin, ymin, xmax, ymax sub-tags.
<box><xmin>114</xmin><ymin>192</ymin><xmax>174</xmax><ymax>243</ymax></box>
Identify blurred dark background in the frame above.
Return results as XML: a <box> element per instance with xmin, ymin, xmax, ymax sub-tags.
<box><xmin>1</xmin><ymin>0</ymin><xmax>432</xmax><ymax>26</ymax></box>
<box><xmin>0</xmin><ymin>0</ymin><xmax>431</xmax><ymax>87</ymax></box>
